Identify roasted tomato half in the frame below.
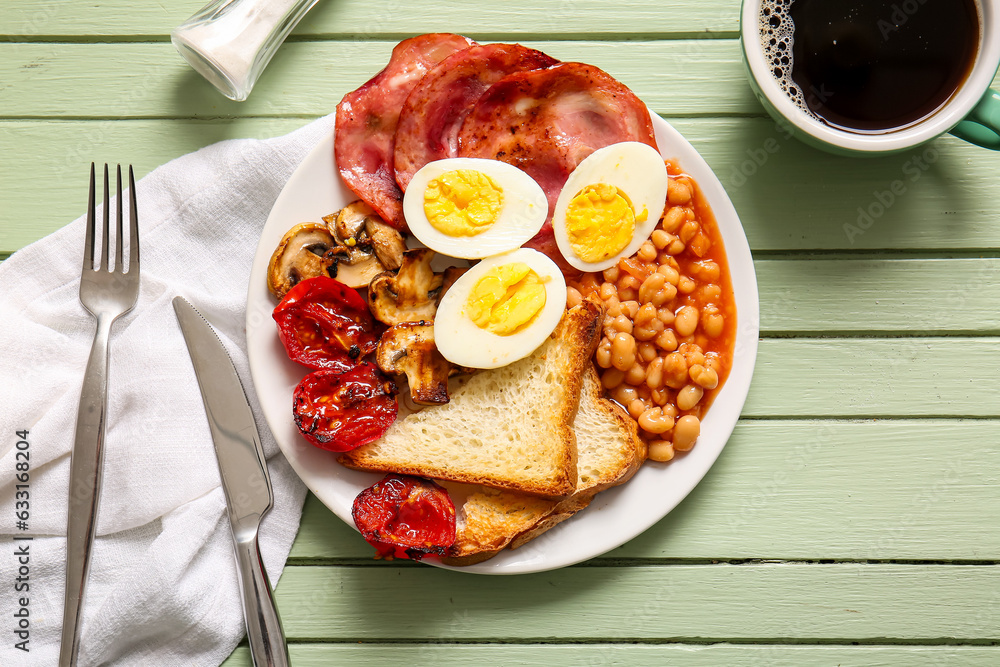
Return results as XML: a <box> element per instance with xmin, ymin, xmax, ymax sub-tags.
<box><xmin>292</xmin><ymin>364</ymin><xmax>397</xmax><ymax>452</ymax></box>
<box><xmin>352</xmin><ymin>474</ymin><xmax>457</xmax><ymax>560</ymax></box>
<box><xmin>273</xmin><ymin>276</ymin><xmax>381</xmax><ymax>371</ymax></box>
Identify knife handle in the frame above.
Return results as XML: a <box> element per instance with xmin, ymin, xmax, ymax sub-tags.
<box><xmin>233</xmin><ymin>535</ymin><xmax>290</xmax><ymax>667</ymax></box>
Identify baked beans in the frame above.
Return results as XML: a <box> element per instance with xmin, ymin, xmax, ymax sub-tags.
<box><xmin>610</xmin><ymin>332</ymin><xmax>637</xmax><ymax>371</ymax></box>
<box><xmin>568</xmin><ymin>164</ymin><xmax>736</xmax><ymax>463</ymax></box>
<box><xmin>648</xmin><ymin>440</ymin><xmax>675</xmax><ymax>462</ymax></box>
<box><xmin>638</xmin><ymin>341</ymin><xmax>657</xmax><ymax>363</ymax></box>
<box><xmin>676</xmin><ymin>384</ymin><xmax>704</xmax><ymax>411</ymax></box>
<box><xmin>566</xmin><ymin>286</ymin><xmax>583</xmax><ymax>308</ymax></box>
<box><xmin>638</xmin><ymin>407</ymin><xmax>674</xmax><ymax>434</ymax></box>
<box><xmin>673</xmin><ymin>415</ymin><xmax>701</xmax><ymax>451</ymax></box>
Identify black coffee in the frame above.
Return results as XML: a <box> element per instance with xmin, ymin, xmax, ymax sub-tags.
<box><xmin>761</xmin><ymin>0</ymin><xmax>980</xmax><ymax>133</ymax></box>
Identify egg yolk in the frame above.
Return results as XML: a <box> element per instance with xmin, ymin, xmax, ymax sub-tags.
<box><xmin>465</xmin><ymin>263</ymin><xmax>547</xmax><ymax>336</ymax></box>
<box><xmin>424</xmin><ymin>169</ymin><xmax>504</xmax><ymax>237</ymax></box>
<box><xmin>565</xmin><ymin>183</ymin><xmax>646</xmax><ymax>262</ymax></box>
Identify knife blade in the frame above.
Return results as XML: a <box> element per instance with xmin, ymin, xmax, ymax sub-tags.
<box><xmin>172</xmin><ymin>296</ymin><xmax>290</xmax><ymax>667</ymax></box>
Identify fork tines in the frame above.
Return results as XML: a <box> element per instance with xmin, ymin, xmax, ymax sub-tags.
<box><xmin>83</xmin><ymin>163</ymin><xmax>140</xmax><ymax>274</ymax></box>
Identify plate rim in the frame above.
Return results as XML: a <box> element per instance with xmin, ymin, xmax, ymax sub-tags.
<box><xmin>246</xmin><ymin>111</ymin><xmax>760</xmax><ymax>575</ymax></box>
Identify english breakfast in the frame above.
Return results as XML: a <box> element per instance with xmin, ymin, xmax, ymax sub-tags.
<box><xmin>264</xmin><ymin>33</ymin><xmax>737</xmax><ymax>563</ymax></box>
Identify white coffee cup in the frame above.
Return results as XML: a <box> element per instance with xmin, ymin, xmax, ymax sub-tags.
<box><xmin>740</xmin><ymin>0</ymin><xmax>1000</xmax><ymax>154</ymax></box>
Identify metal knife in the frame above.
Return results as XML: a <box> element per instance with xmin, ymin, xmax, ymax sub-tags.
<box><xmin>172</xmin><ymin>296</ymin><xmax>290</xmax><ymax>667</ymax></box>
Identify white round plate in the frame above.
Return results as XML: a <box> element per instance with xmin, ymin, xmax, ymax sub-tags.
<box><xmin>246</xmin><ymin>112</ymin><xmax>759</xmax><ymax>574</ymax></box>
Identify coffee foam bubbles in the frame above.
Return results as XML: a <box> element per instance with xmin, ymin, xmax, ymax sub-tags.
<box><xmin>758</xmin><ymin>0</ymin><xmax>810</xmax><ymax>114</ymax></box>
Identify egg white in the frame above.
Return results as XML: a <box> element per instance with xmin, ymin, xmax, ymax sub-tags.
<box><xmin>434</xmin><ymin>248</ymin><xmax>567</xmax><ymax>369</ymax></box>
<box><xmin>552</xmin><ymin>142</ymin><xmax>668</xmax><ymax>272</ymax></box>
<box><xmin>402</xmin><ymin>158</ymin><xmax>548</xmax><ymax>260</ymax></box>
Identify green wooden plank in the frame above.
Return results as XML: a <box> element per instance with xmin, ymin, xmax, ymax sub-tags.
<box><xmin>289</xmin><ymin>420</ymin><xmax>1000</xmax><ymax>562</ymax></box>
<box><xmin>615</xmin><ymin>419</ymin><xmax>1000</xmax><ymax>561</ymax></box>
<box><xmin>267</xmin><ymin>563</ymin><xmax>1000</xmax><ymax>640</ymax></box>
<box><xmin>692</xmin><ymin>120</ymin><xmax>1000</xmax><ymax>254</ymax></box>
<box><xmin>0</xmin><ymin>40</ymin><xmax>752</xmax><ymax>119</ymax></box>
<box><xmin>4</xmin><ymin>118</ymin><xmax>1000</xmax><ymax>255</ymax></box>
<box><xmin>6</xmin><ymin>40</ymin><xmax>997</xmax><ymax>121</ymax></box>
<box><xmin>747</xmin><ymin>338</ymin><xmax>1000</xmax><ymax>418</ymax></box>
<box><xmin>0</xmin><ymin>118</ymin><xmax>306</xmax><ymax>253</ymax></box>
<box><xmin>222</xmin><ymin>644</ymin><xmax>1000</xmax><ymax>667</ymax></box>
<box><xmin>758</xmin><ymin>258</ymin><xmax>1000</xmax><ymax>334</ymax></box>
<box><xmin>292</xmin><ymin>493</ymin><xmax>356</xmax><ymax>560</ymax></box>
<box><xmin>0</xmin><ymin>0</ymin><xmax>741</xmax><ymax>38</ymax></box>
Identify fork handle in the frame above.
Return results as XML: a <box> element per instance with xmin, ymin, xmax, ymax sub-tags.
<box><xmin>60</xmin><ymin>314</ymin><xmax>114</xmax><ymax>667</ymax></box>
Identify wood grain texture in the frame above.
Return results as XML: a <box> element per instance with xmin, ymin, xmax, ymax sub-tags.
<box><xmin>747</xmin><ymin>338</ymin><xmax>1000</xmax><ymax>417</ymax></box>
<box><xmin>5</xmin><ymin>118</ymin><xmax>1000</xmax><ymax>254</ymax></box>
<box><xmin>758</xmin><ymin>258</ymin><xmax>1000</xmax><ymax>334</ymax></box>
<box><xmin>5</xmin><ymin>40</ymin><xmax>995</xmax><ymax>121</ymax></box>
<box><xmin>5</xmin><ymin>3</ymin><xmax>1000</xmax><ymax>662</ymax></box>
<box><xmin>264</xmin><ymin>563</ymin><xmax>1000</xmax><ymax>640</ymax></box>
<box><xmin>0</xmin><ymin>118</ymin><xmax>302</xmax><ymax>253</ymax></box>
<box><xmin>0</xmin><ymin>41</ymin><xmax>753</xmax><ymax>119</ymax></box>
<box><xmin>220</xmin><ymin>644</ymin><xmax>1000</xmax><ymax>667</ymax></box>
<box><xmin>290</xmin><ymin>420</ymin><xmax>1000</xmax><ymax>562</ymax></box>
<box><xmin>0</xmin><ymin>0</ymin><xmax>741</xmax><ymax>38</ymax></box>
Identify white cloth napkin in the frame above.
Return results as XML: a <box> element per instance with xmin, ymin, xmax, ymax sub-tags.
<box><xmin>0</xmin><ymin>113</ymin><xmax>337</xmax><ymax>666</ymax></box>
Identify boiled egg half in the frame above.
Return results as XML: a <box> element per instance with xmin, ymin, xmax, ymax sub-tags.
<box><xmin>402</xmin><ymin>157</ymin><xmax>548</xmax><ymax>259</ymax></box>
<box><xmin>434</xmin><ymin>248</ymin><xmax>567</xmax><ymax>369</ymax></box>
<box><xmin>552</xmin><ymin>142</ymin><xmax>668</xmax><ymax>272</ymax></box>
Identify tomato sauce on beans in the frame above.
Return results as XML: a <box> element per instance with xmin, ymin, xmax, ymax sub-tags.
<box><xmin>567</xmin><ymin>162</ymin><xmax>736</xmax><ymax>463</ymax></box>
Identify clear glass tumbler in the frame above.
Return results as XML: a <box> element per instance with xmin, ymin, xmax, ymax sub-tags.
<box><xmin>171</xmin><ymin>0</ymin><xmax>321</xmax><ymax>101</ymax></box>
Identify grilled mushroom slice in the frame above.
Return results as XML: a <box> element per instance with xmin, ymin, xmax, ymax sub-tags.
<box><xmin>320</xmin><ymin>201</ymin><xmax>406</xmax><ymax>288</ymax></box>
<box><xmin>324</xmin><ymin>244</ymin><xmax>385</xmax><ymax>290</ymax></box>
<box><xmin>367</xmin><ymin>249</ymin><xmax>444</xmax><ymax>326</ymax></box>
<box><xmin>376</xmin><ymin>321</ymin><xmax>451</xmax><ymax>405</ymax></box>
<box><xmin>267</xmin><ymin>223</ymin><xmax>338</xmax><ymax>298</ymax></box>
<box><xmin>366</xmin><ymin>216</ymin><xmax>406</xmax><ymax>271</ymax></box>
<box><xmin>333</xmin><ymin>201</ymin><xmax>371</xmax><ymax>243</ymax></box>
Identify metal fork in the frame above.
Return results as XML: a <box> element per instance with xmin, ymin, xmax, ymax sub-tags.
<box><xmin>60</xmin><ymin>164</ymin><xmax>140</xmax><ymax>667</ymax></box>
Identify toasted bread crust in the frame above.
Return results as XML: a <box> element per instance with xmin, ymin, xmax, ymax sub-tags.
<box><xmin>339</xmin><ymin>302</ymin><xmax>603</xmax><ymax>498</ymax></box>
<box><xmin>568</xmin><ymin>369</ymin><xmax>646</xmax><ymax>499</ymax></box>
<box><xmin>440</xmin><ymin>485</ymin><xmax>559</xmax><ymax>565</ymax></box>
<box><xmin>506</xmin><ymin>504</ymin><xmax>589</xmax><ymax>551</ymax></box>
<box><xmin>444</xmin><ymin>365</ymin><xmax>647</xmax><ymax>564</ymax></box>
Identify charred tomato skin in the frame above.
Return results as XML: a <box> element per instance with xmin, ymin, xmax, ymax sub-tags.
<box><xmin>292</xmin><ymin>364</ymin><xmax>398</xmax><ymax>452</ymax></box>
<box><xmin>352</xmin><ymin>474</ymin><xmax>456</xmax><ymax>560</ymax></box>
<box><xmin>273</xmin><ymin>275</ymin><xmax>381</xmax><ymax>371</ymax></box>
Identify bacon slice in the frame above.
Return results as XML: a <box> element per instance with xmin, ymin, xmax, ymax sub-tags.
<box><xmin>393</xmin><ymin>43</ymin><xmax>558</xmax><ymax>191</ymax></box>
<box><xmin>335</xmin><ymin>33</ymin><xmax>475</xmax><ymax>230</ymax></box>
<box><xmin>457</xmin><ymin>62</ymin><xmax>657</xmax><ymax>269</ymax></box>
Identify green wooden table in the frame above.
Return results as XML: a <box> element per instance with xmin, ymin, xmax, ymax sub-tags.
<box><xmin>4</xmin><ymin>1</ymin><xmax>1000</xmax><ymax>664</ymax></box>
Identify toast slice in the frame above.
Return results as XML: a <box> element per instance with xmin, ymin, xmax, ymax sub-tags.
<box><xmin>339</xmin><ymin>302</ymin><xmax>603</xmax><ymax>498</ymax></box>
<box><xmin>441</xmin><ymin>366</ymin><xmax>647</xmax><ymax>565</ymax></box>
